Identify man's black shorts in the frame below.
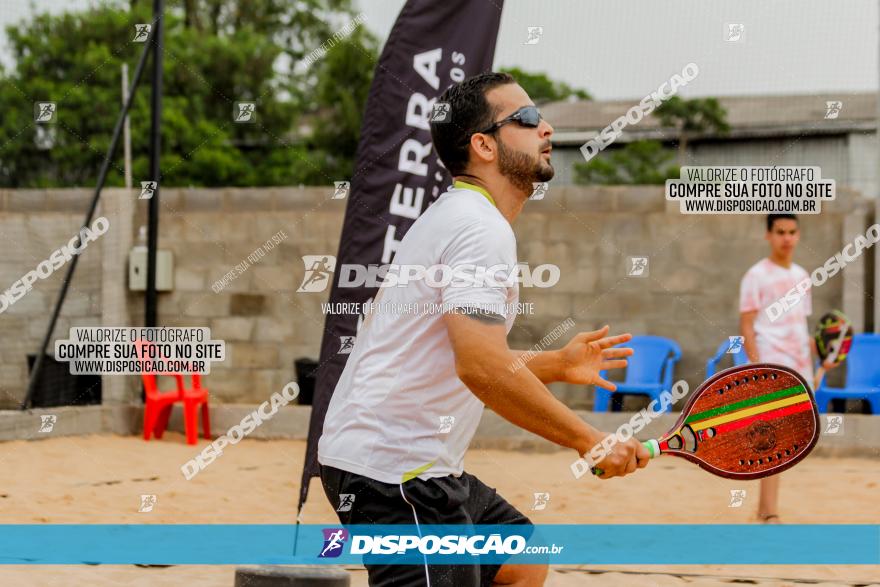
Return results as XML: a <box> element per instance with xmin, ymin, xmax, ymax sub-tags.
<box><xmin>319</xmin><ymin>464</ymin><xmax>533</xmax><ymax>586</ymax></box>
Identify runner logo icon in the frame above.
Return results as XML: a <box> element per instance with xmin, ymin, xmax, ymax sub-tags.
<box><xmin>319</xmin><ymin>528</ymin><xmax>348</xmax><ymax>558</ymax></box>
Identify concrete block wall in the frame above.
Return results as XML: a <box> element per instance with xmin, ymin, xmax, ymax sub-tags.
<box><xmin>0</xmin><ymin>186</ymin><xmax>872</xmax><ymax>410</ymax></box>
<box><xmin>128</xmin><ymin>187</ymin><xmax>343</xmax><ymax>404</ymax></box>
<box><xmin>0</xmin><ymin>189</ymin><xmax>106</xmax><ymax>408</ymax></box>
<box><xmin>523</xmin><ymin>186</ymin><xmax>870</xmax><ymax>407</ymax></box>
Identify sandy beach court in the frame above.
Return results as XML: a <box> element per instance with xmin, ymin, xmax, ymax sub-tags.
<box><xmin>0</xmin><ymin>434</ymin><xmax>877</xmax><ymax>586</ymax></box>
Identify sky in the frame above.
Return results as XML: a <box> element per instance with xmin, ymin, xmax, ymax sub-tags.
<box><xmin>1</xmin><ymin>0</ymin><xmax>877</xmax><ymax>100</ymax></box>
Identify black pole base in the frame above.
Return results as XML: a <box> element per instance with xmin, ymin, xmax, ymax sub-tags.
<box><xmin>234</xmin><ymin>566</ymin><xmax>350</xmax><ymax>587</ymax></box>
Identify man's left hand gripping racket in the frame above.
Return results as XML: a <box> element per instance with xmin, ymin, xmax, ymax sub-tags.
<box><xmin>593</xmin><ymin>364</ymin><xmax>820</xmax><ymax>480</ymax></box>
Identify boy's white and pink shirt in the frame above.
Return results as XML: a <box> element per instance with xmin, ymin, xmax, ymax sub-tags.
<box><xmin>739</xmin><ymin>258</ymin><xmax>814</xmax><ymax>384</ymax></box>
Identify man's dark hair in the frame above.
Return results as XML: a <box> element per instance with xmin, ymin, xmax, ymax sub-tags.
<box><xmin>767</xmin><ymin>214</ymin><xmax>798</xmax><ymax>231</ymax></box>
<box><xmin>430</xmin><ymin>71</ymin><xmax>516</xmax><ymax>176</ymax></box>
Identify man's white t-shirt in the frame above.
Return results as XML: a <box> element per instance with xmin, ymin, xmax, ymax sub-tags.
<box><xmin>317</xmin><ymin>184</ymin><xmax>519</xmax><ymax>484</ymax></box>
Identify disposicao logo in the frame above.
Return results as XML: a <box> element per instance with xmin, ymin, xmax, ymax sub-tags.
<box><xmin>319</xmin><ymin>528</ymin><xmax>348</xmax><ymax>558</ymax></box>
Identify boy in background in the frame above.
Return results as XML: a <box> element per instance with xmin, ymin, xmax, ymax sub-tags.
<box><xmin>739</xmin><ymin>213</ymin><xmax>836</xmax><ymax>523</ymax></box>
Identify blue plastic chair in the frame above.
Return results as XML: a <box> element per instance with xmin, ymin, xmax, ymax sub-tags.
<box><xmin>593</xmin><ymin>335</ymin><xmax>681</xmax><ymax>412</ymax></box>
<box><xmin>815</xmin><ymin>333</ymin><xmax>880</xmax><ymax>414</ymax></box>
<box><xmin>706</xmin><ymin>339</ymin><xmax>749</xmax><ymax>379</ymax></box>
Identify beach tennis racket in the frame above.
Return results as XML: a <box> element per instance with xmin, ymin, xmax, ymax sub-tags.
<box><xmin>592</xmin><ymin>363</ymin><xmax>819</xmax><ymax>480</ymax></box>
<box><xmin>813</xmin><ymin>310</ymin><xmax>853</xmax><ymax>389</ymax></box>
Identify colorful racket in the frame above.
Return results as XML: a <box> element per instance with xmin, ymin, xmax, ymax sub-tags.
<box><xmin>813</xmin><ymin>310</ymin><xmax>853</xmax><ymax>389</ymax></box>
<box><xmin>593</xmin><ymin>364</ymin><xmax>819</xmax><ymax>480</ymax></box>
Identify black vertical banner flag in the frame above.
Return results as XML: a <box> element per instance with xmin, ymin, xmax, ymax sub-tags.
<box><xmin>297</xmin><ymin>0</ymin><xmax>505</xmax><ymax>512</ymax></box>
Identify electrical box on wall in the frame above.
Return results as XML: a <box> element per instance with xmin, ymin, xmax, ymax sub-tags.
<box><xmin>129</xmin><ymin>247</ymin><xmax>174</xmax><ymax>291</ymax></box>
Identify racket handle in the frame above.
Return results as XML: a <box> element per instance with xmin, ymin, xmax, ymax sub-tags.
<box><xmin>591</xmin><ymin>439</ymin><xmax>661</xmax><ymax>476</ymax></box>
<box><xmin>813</xmin><ymin>367</ymin><xmax>825</xmax><ymax>392</ymax></box>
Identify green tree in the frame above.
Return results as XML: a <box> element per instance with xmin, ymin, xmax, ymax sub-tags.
<box><xmin>654</xmin><ymin>96</ymin><xmax>730</xmax><ymax>165</ymax></box>
<box><xmin>499</xmin><ymin>66</ymin><xmax>591</xmax><ymax>104</ymax></box>
<box><xmin>0</xmin><ymin>0</ymin><xmax>378</xmax><ymax>188</ymax></box>
<box><xmin>574</xmin><ymin>140</ymin><xmax>679</xmax><ymax>185</ymax></box>
<box><xmin>298</xmin><ymin>24</ymin><xmax>378</xmax><ymax>183</ymax></box>
<box><xmin>573</xmin><ymin>97</ymin><xmax>729</xmax><ymax>185</ymax></box>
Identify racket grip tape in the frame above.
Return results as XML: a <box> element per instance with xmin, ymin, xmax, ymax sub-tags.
<box><xmin>590</xmin><ymin>439</ymin><xmax>660</xmax><ymax>477</ymax></box>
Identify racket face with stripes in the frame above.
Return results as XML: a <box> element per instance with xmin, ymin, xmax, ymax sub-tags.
<box><xmin>657</xmin><ymin>363</ymin><xmax>819</xmax><ymax>480</ymax></box>
<box><xmin>814</xmin><ymin>310</ymin><xmax>853</xmax><ymax>365</ymax></box>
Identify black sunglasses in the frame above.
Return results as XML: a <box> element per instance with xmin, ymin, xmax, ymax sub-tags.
<box><xmin>475</xmin><ymin>105</ymin><xmax>543</xmax><ymax>136</ymax></box>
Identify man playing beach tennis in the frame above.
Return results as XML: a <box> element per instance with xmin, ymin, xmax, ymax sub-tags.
<box><xmin>739</xmin><ymin>214</ymin><xmax>837</xmax><ymax>523</ymax></box>
<box><xmin>318</xmin><ymin>72</ymin><xmax>650</xmax><ymax>586</ymax></box>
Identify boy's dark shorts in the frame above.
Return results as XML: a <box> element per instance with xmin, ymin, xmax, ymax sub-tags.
<box><xmin>319</xmin><ymin>464</ymin><xmax>533</xmax><ymax>586</ymax></box>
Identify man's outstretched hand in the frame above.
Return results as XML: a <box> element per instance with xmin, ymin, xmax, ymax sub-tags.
<box><xmin>558</xmin><ymin>326</ymin><xmax>633</xmax><ymax>389</ymax></box>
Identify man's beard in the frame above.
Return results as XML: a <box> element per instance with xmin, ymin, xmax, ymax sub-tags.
<box><xmin>497</xmin><ymin>138</ymin><xmax>554</xmax><ymax>195</ymax></box>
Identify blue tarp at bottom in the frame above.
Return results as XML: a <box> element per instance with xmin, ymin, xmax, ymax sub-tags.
<box><xmin>0</xmin><ymin>524</ymin><xmax>876</xmax><ymax>565</ymax></box>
